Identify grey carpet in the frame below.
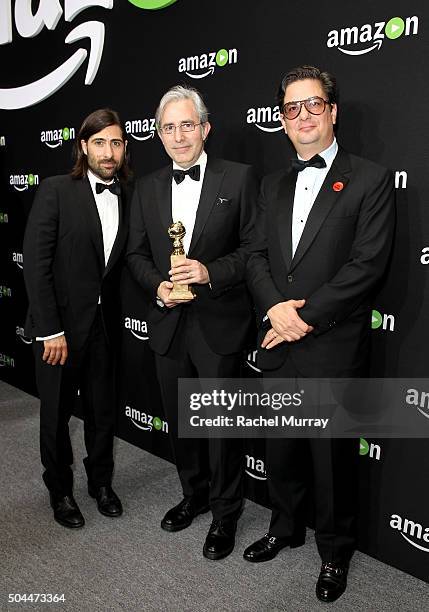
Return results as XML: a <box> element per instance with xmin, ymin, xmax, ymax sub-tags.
<box><xmin>1</xmin><ymin>380</ymin><xmax>428</xmax><ymax>612</ymax></box>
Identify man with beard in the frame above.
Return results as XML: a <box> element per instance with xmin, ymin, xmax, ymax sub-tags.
<box><xmin>23</xmin><ymin>109</ymin><xmax>132</xmax><ymax>528</ymax></box>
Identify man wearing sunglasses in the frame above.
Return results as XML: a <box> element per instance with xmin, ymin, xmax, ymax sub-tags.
<box><xmin>245</xmin><ymin>66</ymin><xmax>395</xmax><ymax>602</ymax></box>
<box><xmin>127</xmin><ymin>85</ymin><xmax>258</xmax><ymax>560</ymax></box>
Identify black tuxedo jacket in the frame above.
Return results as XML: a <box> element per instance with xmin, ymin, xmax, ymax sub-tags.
<box><xmin>247</xmin><ymin>147</ymin><xmax>395</xmax><ymax>376</ymax></box>
<box><xmin>23</xmin><ymin>174</ymin><xmax>131</xmax><ymax>351</ymax></box>
<box><xmin>126</xmin><ymin>157</ymin><xmax>258</xmax><ymax>356</ymax></box>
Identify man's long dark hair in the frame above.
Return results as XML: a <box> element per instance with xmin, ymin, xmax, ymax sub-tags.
<box><xmin>71</xmin><ymin>108</ymin><xmax>131</xmax><ymax>181</ymax></box>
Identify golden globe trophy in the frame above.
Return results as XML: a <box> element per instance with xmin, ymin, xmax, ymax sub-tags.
<box><xmin>168</xmin><ymin>221</ymin><xmax>194</xmax><ymax>300</ymax></box>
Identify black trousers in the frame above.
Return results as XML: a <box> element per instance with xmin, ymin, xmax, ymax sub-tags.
<box><xmin>264</xmin><ymin>358</ymin><xmax>359</xmax><ymax>565</ymax></box>
<box><xmin>155</xmin><ymin>306</ymin><xmax>244</xmax><ymax>521</ymax></box>
<box><xmin>34</xmin><ymin>308</ymin><xmax>116</xmax><ymax>496</ymax></box>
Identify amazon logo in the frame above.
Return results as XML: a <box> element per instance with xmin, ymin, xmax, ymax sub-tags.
<box><xmin>247</xmin><ymin>105</ymin><xmax>283</xmax><ymax>134</ymax></box>
<box><xmin>245</xmin><ymin>349</ymin><xmax>261</xmax><ymax>374</ymax></box>
<box><xmin>0</xmin><ymin>352</ymin><xmax>15</xmax><ymax>367</ymax></box>
<box><xmin>0</xmin><ymin>1</ymin><xmax>114</xmax><ymax>110</ymax></box>
<box><xmin>124</xmin><ymin>316</ymin><xmax>149</xmax><ymax>340</ymax></box>
<box><xmin>0</xmin><ymin>285</ymin><xmax>12</xmax><ymax>298</ymax></box>
<box><xmin>0</xmin><ymin>1</ymin><xmax>181</xmax><ymax>109</ymax></box>
<box><xmin>327</xmin><ymin>16</ymin><xmax>419</xmax><ymax>56</ymax></box>
<box><xmin>9</xmin><ymin>173</ymin><xmax>39</xmax><ymax>191</ymax></box>
<box><xmin>12</xmin><ymin>251</ymin><xmax>23</xmax><ymax>269</ymax></box>
<box><xmin>16</xmin><ymin>326</ymin><xmax>33</xmax><ymax>345</ymax></box>
<box><xmin>178</xmin><ymin>48</ymin><xmax>238</xmax><ymax>79</ymax></box>
<box><xmin>125</xmin><ymin>405</ymin><xmax>168</xmax><ymax>433</ymax></box>
<box><xmin>245</xmin><ymin>455</ymin><xmax>267</xmax><ymax>481</ymax></box>
<box><xmin>390</xmin><ymin>514</ymin><xmax>429</xmax><ymax>553</ymax></box>
<box><xmin>41</xmin><ymin>126</ymin><xmax>75</xmax><ymax>148</ymax></box>
<box><xmin>125</xmin><ymin>118</ymin><xmax>156</xmax><ymax>142</ymax></box>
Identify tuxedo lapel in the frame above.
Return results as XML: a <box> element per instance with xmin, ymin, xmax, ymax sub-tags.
<box><xmin>104</xmin><ymin>184</ymin><xmax>127</xmax><ymax>276</ymax></box>
<box><xmin>155</xmin><ymin>166</ymin><xmax>173</xmax><ymax>231</ymax></box>
<box><xmin>290</xmin><ymin>147</ymin><xmax>351</xmax><ymax>271</ymax></box>
<box><xmin>76</xmin><ymin>177</ymin><xmax>105</xmax><ymax>270</ymax></box>
<box><xmin>276</xmin><ymin>169</ymin><xmax>297</xmax><ymax>270</ymax></box>
<box><xmin>189</xmin><ymin>158</ymin><xmax>225</xmax><ymax>255</ymax></box>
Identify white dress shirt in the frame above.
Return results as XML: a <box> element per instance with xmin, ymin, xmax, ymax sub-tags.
<box><xmin>87</xmin><ymin>169</ymin><xmax>119</xmax><ymax>266</ymax></box>
<box><xmin>155</xmin><ymin>151</ymin><xmax>207</xmax><ymax>308</ymax></box>
<box><xmin>171</xmin><ymin>150</ymin><xmax>207</xmax><ymax>255</ymax></box>
<box><xmin>291</xmin><ymin>138</ymin><xmax>338</xmax><ymax>257</ymax></box>
<box><xmin>37</xmin><ymin>170</ymin><xmax>119</xmax><ymax>340</ymax></box>
<box><xmin>262</xmin><ymin>138</ymin><xmax>338</xmax><ymax>325</ymax></box>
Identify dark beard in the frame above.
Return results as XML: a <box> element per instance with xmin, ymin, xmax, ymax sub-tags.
<box><xmin>88</xmin><ymin>157</ymin><xmax>120</xmax><ymax>181</ymax></box>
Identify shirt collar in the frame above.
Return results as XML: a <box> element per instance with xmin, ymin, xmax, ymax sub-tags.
<box><xmin>172</xmin><ymin>150</ymin><xmax>207</xmax><ymax>176</ymax></box>
<box><xmin>297</xmin><ymin>137</ymin><xmax>338</xmax><ymax>166</ymax></box>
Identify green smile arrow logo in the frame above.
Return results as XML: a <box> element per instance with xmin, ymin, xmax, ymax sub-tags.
<box><xmin>216</xmin><ymin>49</ymin><xmax>229</xmax><ymax>67</ymax></box>
<box><xmin>153</xmin><ymin>416</ymin><xmax>163</xmax><ymax>430</ymax></box>
<box><xmin>371</xmin><ymin>309</ymin><xmax>382</xmax><ymax>329</ymax></box>
<box><xmin>360</xmin><ymin>438</ymin><xmax>369</xmax><ymax>455</ymax></box>
<box><xmin>385</xmin><ymin>17</ymin><xmax>405</xmax><ymax>39</ymax></box>
<box><xmin>128</xmin><ymin>0</ymin><xmax>178</xmax><ymax>9</ymax></box>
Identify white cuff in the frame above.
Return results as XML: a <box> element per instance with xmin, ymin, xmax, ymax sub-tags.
<box><xmin>36</xmin><ymin>331</ymin><xmax>65</xmax><ymax>341</ymax></box>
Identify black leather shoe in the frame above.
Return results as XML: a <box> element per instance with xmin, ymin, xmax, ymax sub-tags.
<box><xmin>243</xmin><ymin>531</ymin><xmax>305</xmax><ymax>562</ymax></box>
<box><xmin>161</xmin><ymin>498</ymin><xmax>209</xmax><ymax>532</ymax></box>
<box><xmin>316</xmin><ymin>562</ymin><xmax>349</xmax><ymax>603</ymax></box>
<box><xmin>88</xmin><ymin>485</ymin><xmax>123</xmax><ymax>517</ymax></box>
<box><xmin>203</xmin><ymin>519</ymin><xmax>237</xmax><ymax>560</ymax></box>
<box><xmin>49</xmin><ymin>493</ymin><xmax>85</xmax><ymax>529</ymax></box>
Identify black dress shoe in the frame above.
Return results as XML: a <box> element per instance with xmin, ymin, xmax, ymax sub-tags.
<box><xmin>161</xmin><ymin>498</ymin><xmax>209</xmax><ymax>532</ymax></box>
<box><xmin>243</xmin><ymin>531</ymin><xmax>305</xmax><ymax>562</ymax></box>
<box><xmin>203</xmin><ymin>519</ymin><xmax>237</xmax><ymax>560</ymax></box>
<box><xmin>316</xmin><ymin>562</ymin><xmax>349</xmax><ymax>602</ymax></box>
<box><xmin>88</xmin><ymin>485</ymin><xmax>123</xmax><ymax>517</ymax></box>
<box><xmin>49</xmin><ymin>493</ymin><xmax>85</xmax><ymax>529</ymax></box>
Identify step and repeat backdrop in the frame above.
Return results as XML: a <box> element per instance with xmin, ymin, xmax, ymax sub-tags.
<box><xmin>1</xmin><ymin>0</ymin><xmax>429</xmax><ymax>582</ymax></box>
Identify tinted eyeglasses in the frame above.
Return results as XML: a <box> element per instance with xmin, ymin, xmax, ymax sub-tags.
<box><xmin>281</xmin><ymin>96</ymin><xmax>331</xmax><ymax>120</ymax></box>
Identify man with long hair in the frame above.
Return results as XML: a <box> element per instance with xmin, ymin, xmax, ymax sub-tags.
<box><xmin>23</xmin><ymin>109</ymin><xmax>132</xmax><ymax>528</ymax></box>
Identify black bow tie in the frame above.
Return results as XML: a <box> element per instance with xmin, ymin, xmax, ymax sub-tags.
<box><xmin>95</xmin><ymin>181</ymin><xmax>121</xmax><ymax>196</ymax></box>
<box><xmin>172</xmin><ymin>165</ymin><xmax>200</xmax><ymax>184</ymax></box>
<box><xmin>291</xmin><ymin>154</ymin><xmax>327</xmax><ymax>172</ymax></box>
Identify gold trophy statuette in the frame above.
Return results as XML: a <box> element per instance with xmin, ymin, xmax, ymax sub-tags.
<box><xmin>168</xmin><ymin>221</ymin><xmax>194</xmax><ymax>300</ymax></box>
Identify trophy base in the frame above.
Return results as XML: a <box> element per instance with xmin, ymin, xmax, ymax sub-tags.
<box><xmin>170</xmin><ymin>252</ymin><xmax>194</xmax><ymax>301</ymax></box>
<box><xmin>170</xmin><ymin>288</ymin><xmax>194</xmax><ymax>301</ymax></box>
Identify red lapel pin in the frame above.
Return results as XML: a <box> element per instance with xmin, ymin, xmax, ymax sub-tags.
<box><xmin>333</xmin><ymin>181</ymin><xmax>344</xmax><ymax>192</ymax></box>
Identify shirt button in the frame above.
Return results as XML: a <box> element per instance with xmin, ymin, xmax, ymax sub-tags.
<box><xmin>287</xmin><ymin>275</ymin><xmax>293</xmax><ymax>283</ymax></box>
